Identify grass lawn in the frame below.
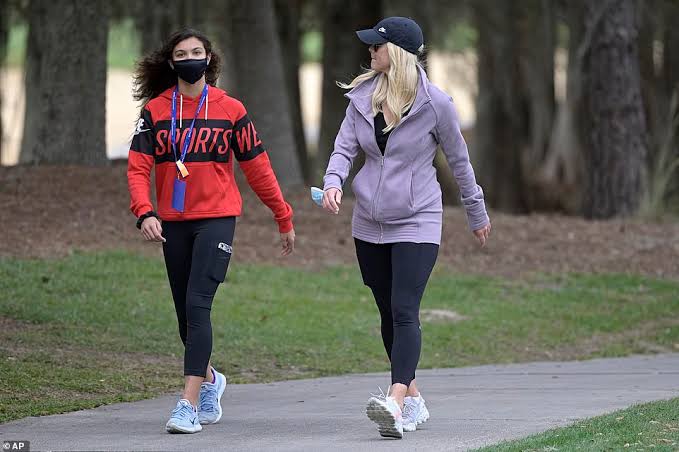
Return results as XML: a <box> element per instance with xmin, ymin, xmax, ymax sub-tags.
<box><xmin>1</xmin><ymin>251</ymin><xmax>678</xmax><ymax>422</ymax></box>
<box><xmin>477</xmin><ymin>397</ymin><xmax>679</xmax><ymax>451</ymax></box>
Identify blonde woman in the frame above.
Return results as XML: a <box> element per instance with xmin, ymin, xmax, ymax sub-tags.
<box><xmin>321</xmin><ymin>17</ymin><xmax>491</xmax><ymax>439</ymax></box>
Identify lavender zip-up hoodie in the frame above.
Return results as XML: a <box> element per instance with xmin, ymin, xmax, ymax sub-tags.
<box><xmin>323</xmin><ymin>66</ymin><xmax>489</xmax><ymax>245</ymax></box>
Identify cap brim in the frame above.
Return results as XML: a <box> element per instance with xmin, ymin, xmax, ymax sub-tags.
<box><xmin>356</xmin><ymin>29</ymin><xmax>388</xmax><ymax>45</ymax></box>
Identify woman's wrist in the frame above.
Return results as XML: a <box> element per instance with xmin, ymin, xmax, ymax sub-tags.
<box><xmin>136</xmin><ymin>211</ymin><xmax>158</xmax><ymax>229</ymax></box>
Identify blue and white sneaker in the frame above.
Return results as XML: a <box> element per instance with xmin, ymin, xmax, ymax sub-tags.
<box><xmin>403</xmin><ymin>394</ymin><xmax>429</xmax><ymax>432</ymax></box>
<box><xmin>198</xmin><ymin>368</ymin><xmax>227</xmax><ymax>425</ymax></box>
<box><xmin>165</xmin><ymin>399</ymin><xmax>202</xmax><ymax>433</ymax></box>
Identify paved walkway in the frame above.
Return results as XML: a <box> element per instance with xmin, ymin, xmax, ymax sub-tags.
<box><xmin>1</xmin><ymin>354</ymin><xmax>678</xmax><ymax>451</ymax></box>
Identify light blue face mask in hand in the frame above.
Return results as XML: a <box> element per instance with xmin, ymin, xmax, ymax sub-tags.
<box><xmin>310</xmin><ymin>187</ymin><xmax>324</xmax><ymax>206</ymax></box>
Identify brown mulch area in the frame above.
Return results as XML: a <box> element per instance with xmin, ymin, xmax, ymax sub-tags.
<box><xmin>1</xmin><ymin>164</ymin><xmax>678</xmax><ymax>280</ymax></box>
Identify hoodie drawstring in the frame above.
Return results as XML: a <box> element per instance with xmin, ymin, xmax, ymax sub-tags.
<box><xmin>178</xmin><ymin>90</ymin><xmax>208</xmax><ymax>128</ymax></box>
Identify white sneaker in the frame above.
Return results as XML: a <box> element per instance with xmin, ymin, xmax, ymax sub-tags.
<box><xmin>403</xmin><ymin>395</ymin><xmax>429</xmax><ymax>432</ymax></box>
<box><xmin>366</xmin><ymin>388</ymin><xmax>404</xmax><ymax>439</ymax></box>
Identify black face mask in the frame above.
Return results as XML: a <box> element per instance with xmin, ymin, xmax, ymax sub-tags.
<box><xmin>172</xmin><ymin>58</ymin><xmax>208</xmax><ymax>84</ymax></box>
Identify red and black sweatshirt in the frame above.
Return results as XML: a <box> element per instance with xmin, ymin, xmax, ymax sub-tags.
<box><xmin>127</xmin><ymin>85</ymin><xmax>293</xmax><ymax>233</ymax></box>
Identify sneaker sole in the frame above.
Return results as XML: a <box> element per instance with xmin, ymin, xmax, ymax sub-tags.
<box><xmin>366</xmin><ymin>398</ymin><xmax>403</xmax><ymax>439</ymax></box>
<box><xmin>165</xmin><ymin>421</ymin><xmax>202</xmax><ymax>434</ymax></box>
<box><xmin>200</xmin><ymin>373</ymin><xmax>227</xmax><ymax>425</ymax></box>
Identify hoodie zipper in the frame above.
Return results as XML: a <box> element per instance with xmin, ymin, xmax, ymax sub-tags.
<box><xmin>370</xmin><ymin>99</ymin><xmax>429</xmax><ymax>236</ymax></box>
<box><xmin>371</xmin><ymin>154</ymin><xmax>385</xmax><ymax>241</ymax></box>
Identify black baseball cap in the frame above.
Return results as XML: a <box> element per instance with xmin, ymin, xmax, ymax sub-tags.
<box><xmin>356</xmin><ymin>17</ymin><xmax>424</xmax><ymax>55</ymax></box>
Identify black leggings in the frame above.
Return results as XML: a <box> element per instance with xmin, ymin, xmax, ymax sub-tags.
<box><xmin>354</xmin><ymin>238</ymin><xmax>439</xmax><ymax>387</ymax></box>
<box><xmin>162</xmin><ymin>217</ymin><xmax>235</xmax><ymax>377</ymax></box>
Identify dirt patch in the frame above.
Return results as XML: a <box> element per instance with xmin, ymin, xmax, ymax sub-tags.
<box><xmin>1</xmin><ymin>164</ymin><xmax>679</xmax><ymax>280</ymax></box>
<box><xmin>420</xmin><ymin>309</ymin><xmax>468</xmax><ymax>323</ymax></box>
<box><xmin>0</xmin><ymin>316</ymin><xmax>40</xmax><ymax>336</ymax></box>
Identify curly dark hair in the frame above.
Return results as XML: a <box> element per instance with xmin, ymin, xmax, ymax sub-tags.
<box><xmin>133</xmin><ymin>28</ymin><xmax>221</xmax><ymax>105</ymax></box>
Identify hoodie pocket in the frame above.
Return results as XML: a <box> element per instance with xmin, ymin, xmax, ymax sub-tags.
<box><xmin>375</xmin><ymin>162</ymin><xmax>416</xmax><ymax>221</ymax></box>
<box><xmin>351</xmin><ymin>164</ymin><xmax>377</xmax><ymax>217</ymax></box>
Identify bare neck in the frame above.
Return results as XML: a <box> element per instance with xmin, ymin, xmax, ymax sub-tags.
<box><xmin>178</xmin><ymin>77</ymin><xmax>206</xmax><ymax>98</ymax></box>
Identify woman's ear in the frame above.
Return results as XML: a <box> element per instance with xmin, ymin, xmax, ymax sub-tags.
<box><xmin>207</xmin><ymin>53</ymin><xmax>211</xmax><ymax>65</ymax></box>
<box><xmin>168</xmin><ymin>60</ymin><xmax>175</xmax><ymax>70</ymax></box>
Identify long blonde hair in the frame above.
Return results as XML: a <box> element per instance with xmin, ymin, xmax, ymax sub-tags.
<box><xmin>338</xmin><ymin>42</ymin><xmax>420</xmax><ymax>132</ymax></box>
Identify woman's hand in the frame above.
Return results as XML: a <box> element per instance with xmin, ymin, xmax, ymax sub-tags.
<box><xmin>322</xmin><ymin>188</ymin><xmax>342</xmax><ymax>214</ymax></box>
<box><xmin>473</xmin><ymin>222</ymin><xmax>491</xmax><ymax>247</ymax></box>
<box><xmin>141</xmin><ymin>216</ymin><xmax>166</xmax><ymax>242</ymax></box>
<box><xmin>281</xmin><ymin>228</ymin><xmax>295</xmax><ymax>256</ymax></box>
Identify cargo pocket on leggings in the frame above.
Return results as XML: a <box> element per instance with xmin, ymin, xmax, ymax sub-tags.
<box><xmin>208</xmin><ymin>241</ymin><xmax>232</xmax><ymax>283</ymax></box>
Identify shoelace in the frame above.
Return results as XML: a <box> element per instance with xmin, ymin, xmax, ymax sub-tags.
<box><xmin>199</xmin><ymin>383</ymin><xmax>218</xmax><ymax>412</ymax></box>
<box><xmin>172</xmin><ymin>401</ymin><xmax>195</xmax><ymax>419</ymax></box>
<box><xmin>369</xmin><ymin>385</ymin><xmax>391</xmax><ymax>402</ymax></box>
<box><xmin>402</xmin><ymin>399</ymin><xmax>416</xmax><ymax>420</ymax></box>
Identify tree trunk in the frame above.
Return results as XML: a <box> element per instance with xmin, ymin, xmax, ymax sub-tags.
<box><xmin>638</xmin><ymin>0</ymin><xmax>663</xmax><ymax>172</ymax></box>
<box><xmin>512</xmin><ymin>0</ymin><xmax>586</xmax><ymax>213</ymax></box>
<box><xmin>472</xmin><ymin>0</ymin><xmax>528</xmax><ymax>213</ymax></box>
<box><xmin>210</xmin><ymin>1</ymin><xmax>237</xmax><ymax>91</ymax></box>
<box><xmin>473</xmin><ymin>0</ymin><xmax>611</xmax><ymax>214</ymax></box>
<box><xmin>134</xmin><ymin>0</ymin><xmax>208</xmax><ymax>57</ymax></box>
<box><xmin>652</xmin><ymin>0</ymin><xmax>679</xmax><ymax>139</ymax></box>
<box><xmin>660</xmin><ymin>0</ymin><xmax>679</xmax><ymax>201</ymax></box>
<box><xmin>531</xmin><ymin>0</ymin><xmax>590</xmax><ymax>214</ymax></box>
<box><xmin>317</xmin><ymin>0</ymin><xmax>382</xmax><ymax>183</ymax></box>
<box><xmin>135</xmin><ymin>0</ymin><xmax>178</xmax><ymax>56</ymax></box>
<box><xmin>20</xmin><ymin>0</ymin><xmax>109</xmax><ymax>165</ymax></box>
<box><xmin>274</xmin><ymin>0</ymin><xmax>311</xmax><ymax>184</ymax></box>
<box><xmin>580</xmin><ymin>0</ymin><xmax>648</xmax><ymax>218</ymax></box>
<box><xmin>661</xmin><ymin>2</ymin><xmax>679</xmax><ymax>98</ymax></box>
<box><xmin>0</xmin><ymin>6</ymin><xmax>8</xmax><ymax>163</ymax></box>
<box><xmin>640</xmin><ymin>0</ymin><xmax>679</xmax><ymax>209</ymax></box>
<box><xmin>229</xmin><ymin>0</ymin><xmax>303</xmax><ymax>186</ymax></box>
<box><xmin>517</xmin><ymin>0</ymin><xmax>558</xmax><ymax>209</ymax></box>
